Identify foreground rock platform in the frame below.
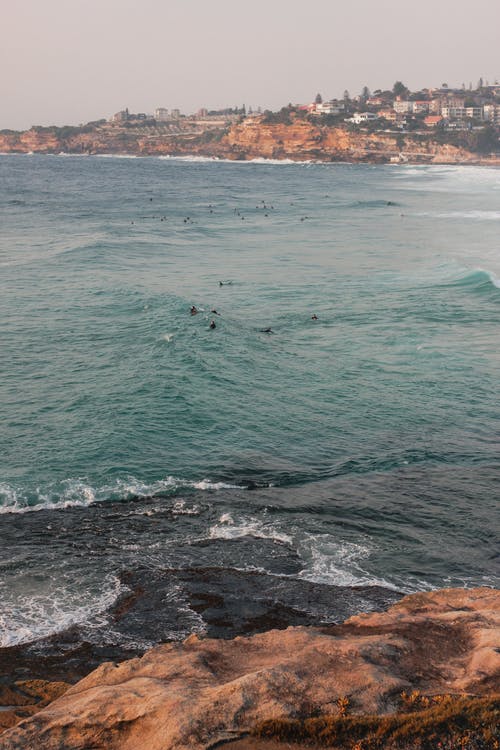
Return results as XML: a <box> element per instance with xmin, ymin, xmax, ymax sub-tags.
<box><xmin>0</xmin><ymin>587</ymin><xmax>498</xmax><ymax>750</ymax></box>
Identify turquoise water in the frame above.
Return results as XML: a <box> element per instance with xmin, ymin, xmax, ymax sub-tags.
<box><xmin>0</xmin><ymin>156</ymin><xmax>499</xmax><ymax>648</ymax></box>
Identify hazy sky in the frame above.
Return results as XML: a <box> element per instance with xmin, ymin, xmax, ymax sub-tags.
<box><xmin>1</xmin><ymin>0</ymin><xmax>499</xmax><ymax>130</ymax></box>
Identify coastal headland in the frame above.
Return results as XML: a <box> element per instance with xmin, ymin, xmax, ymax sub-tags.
<box><xmin>0</xmin><ymin>587</ymin><xmax>498</xmax><ymax>749</ymax></box>
<box><xmin>1</xmin><ymin>114</ymin><xmax>499</xmax><ymax>164</ymax></box>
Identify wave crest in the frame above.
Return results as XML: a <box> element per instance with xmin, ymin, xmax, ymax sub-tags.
<box><xmin>0</xmin><ymin>475</ymin><xmax>244</xmax><ymax>515</ymax></box>
<box><xmin>447</xmin><ymin>268</ymin><xmax>500</xmax><ymax>292</ymax></box>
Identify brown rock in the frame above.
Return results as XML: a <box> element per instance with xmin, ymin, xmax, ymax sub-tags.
<box><xmin>0</xmin><ymin>680</ymin><xmax>69</xmax><ymax>732</ymax></box>
<box><xmin>0</xmin><ymin>587</ymin><xmax>498</xmax><ymax>750</ymax></box>
<box><xmin>1</xmin><ymin>117</ymin><xmax>499</xmax><ymax>164</ymax></box>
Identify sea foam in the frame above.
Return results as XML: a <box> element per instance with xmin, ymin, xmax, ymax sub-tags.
<box><xmin>0</xmin><ymin>574</ymin><xmax>123</xmax><ymax>648</ymax></box>
<box><xmin>0</xmin><ymin>476</ymin><xmax>244</xmax><ymax>514</ymax></box>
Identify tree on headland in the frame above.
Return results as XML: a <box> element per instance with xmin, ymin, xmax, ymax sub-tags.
<box><xmin>315</xmin><ymin>93</ymin><xmax>323</xmax><ymax>104</ymax></box>
<box><xmin>360</xmin><ymin>86</ymin><xmax>370</xmax><ymax>103</ymax></box>
<box><xmin>393</xmin><ymin>81</ymin><xmax>409</xmax><ymax>98</ymax></box>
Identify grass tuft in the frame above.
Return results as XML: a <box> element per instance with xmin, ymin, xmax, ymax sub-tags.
<box><xmin>253</xmin><ymin>695</ymin><xmax>499</xmax><ymax>749</ymax></box>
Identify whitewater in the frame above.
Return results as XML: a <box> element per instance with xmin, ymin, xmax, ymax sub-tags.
<box><xmin>0</xmin><ymin>156</ymin><xmax>499</xmax><ymax>655</ymax></box>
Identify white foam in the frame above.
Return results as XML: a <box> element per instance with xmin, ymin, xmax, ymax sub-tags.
<box><xmin>208</xmin><ymin>513</ymin><xmax>293</xmax><ymax>544</ymax></box>
<box><xmin>245</xmin><ymin>157</ymin><xmax>312</xmax><ymax>165</ymax></box>
<box><xmin>193</xmin><ymin>479</ymin><xmax>240</xmax><ymax>491</ymax></box>
<box><xmin>476</xmin><ymin>267</ymin><xmax>500</xmax><ymax>288</ymax></box>
<box><xmin>57</xmin><ymin>152</ymin><xmax>88</xmax><ymax>157</ymax></box>
<box><xmin>415</xmin><ymin>210</ymin><xmax>500</xmax><ymax>221</ymax></box>
<box><xmin>157</xmin><ymin>155</ymin><xmax>221</xmax><ymax>162</ymax></box>
<box><xmin>156</xmin><ymin>155</ymin><xmax>313</xmax><ymax>166</ymax></box>
<box><xmin>0</xmin><ymin>574</ymin><xmax>123</xmax><ymax>648</ymax></box>
<box><xmin>94</xmin><ymin>153</ymin><xmax>139</xmax><ymax>159</ymax></box>
<box><xmin>297</xmin><ymin>533</ymin><xmax>398</xmax><ymax>589</ymax></box>
<box><xmin>171</xmin><ymin>499</ymin><xmax>201</xmax><ymax>515</ymax></box>
<box><xmin>0</xmin><ymin>475</ymin><xmax>245</xmax><ymax>514</ymax></box>
<box><xmin>395</xmin><ymin>164</ymin><xmax>500</xmax><ymax>192</ymax></box>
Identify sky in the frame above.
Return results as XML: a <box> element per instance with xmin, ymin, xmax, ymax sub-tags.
<box><xmin>1</xmin><ymin>0</ymin><xmax>499</xmax><ymax>130</ymax></box>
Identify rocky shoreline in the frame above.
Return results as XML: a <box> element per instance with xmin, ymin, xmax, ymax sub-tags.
<box><xmin>0</xmin><ymin>587</ymin><xmax>498</xmax><ymax>749</ymax></box>
<box><xmin>1</xmin><ymin>116</ymin><xmax>500</xmax><ymax>165</ymax></box>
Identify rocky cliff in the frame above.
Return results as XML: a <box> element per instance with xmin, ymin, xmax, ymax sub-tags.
<box><xmin>1</xmin><ymin>117</ymin><xmax>498</xmax><ymax>164</ymax></box>
<box><xmin>224</xmin><ymin>118</ymin><xmax>484</xmax><ymax>164</ymax></box>
<box><xmin>0</xmin><ymin>587</ymin><xmax>498</xmax><ymax>750</ymax></box>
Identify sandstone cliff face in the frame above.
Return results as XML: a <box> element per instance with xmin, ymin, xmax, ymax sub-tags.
<box><xmin>223</xmin><ymin>119</ymin><xmax>480</xmax><ymax>164</ymax></box>
<box><xmin>0</xmin><ymin>131</ymin><xmax>61</xmax><ymax>153</ymax></box>
<box><xmin>1</xmin><ymin>118</ymin><xmax>496</xmax><ymax>164</ymax></box>
<box><xmin>0</xmin><ymin>587</ymin><xmax>498</xmax><ymax>750</ymax></box>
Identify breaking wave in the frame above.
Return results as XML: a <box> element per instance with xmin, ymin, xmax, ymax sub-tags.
<box><xmin>445</xmin><ymin>268</ymin><xmax>500</xmax><ymax>292</ymax></box>
<box><xmin>157</xmin><ymin>155</ymin><xmax>313</xmax><ymax>165</ymax></box>
<box><xmin>0</xmin><ymin>475</ymin><xmax>244</xmax><ymax>514</ymax></box>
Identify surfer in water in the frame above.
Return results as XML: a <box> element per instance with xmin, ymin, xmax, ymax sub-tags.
<box><xmin>190</xmin><ymin>306</ymin><xmax>198</xmax><ymax>315</ymax></box>
<box><xmin>209</xmin><ymin>320</ymin><xmax>216</xmax><ymax>329</ymax></box>
<box><xmin>311</xmin><ymin>314</ymin><xmax>318</xmax><ymax>320</ymax></box>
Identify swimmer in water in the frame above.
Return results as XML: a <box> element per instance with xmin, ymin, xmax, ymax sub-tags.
<box><xmin>260</xmin><ymin>327</ymin><xmax>273</xmax><ymax>333</ymax></box>
<box><xmin>209</xmin><ymin>320</ymin><xmax>216</xmax><ymax>329</ymax></box>
<box><xmin>190</xmin><ymin>306</ymin><xmax>198</xmax><ymax>315</ymax></box>
<box><xmin>311</xmin><ymin>314</ymin><xmax>318</xmax><ymax>320</ymax></box>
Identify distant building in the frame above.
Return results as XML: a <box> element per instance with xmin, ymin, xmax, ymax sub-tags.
<box><xmin>393</xmin><ymin>100</ymin><xmax>432</xmax><ymax>116</ymax></box>
<box><xmin>111</xmin><ymin>108</ymin><xmax>129</xmax><ymax>123</ymax></box>
<box><xmin>170</xmin><ymin>109</ymin><xmax>181</xmax><ymax>119</ymax></box>
<box><xmin>424</xmin><ymin>115</ymin><xmax>443</xmax><ymax>127</ymax></box>
<box><xmin>313</xmin><ymin>101</ymin><xmax>345</xmax><ymax>115</ymax></box>
<box><xmin>377</xmin><ymin>108</ymin><xmax>398</xmax><ymax>122</ymax></box>
<box><xmin>197</xmin><ymin>108</ymin><xmax>208</xmax><ymax>118</ymax></box>
<box><xmin>348</xmin><ymin>112</ymin><xmax>378</xmax><ymax>124</ymax></box>
<box><xmin>155</xmin><ymin>108</ymin><xmax>169</xmax><ymax>121</ymax></box>
<box><xmin>412</xmin><ymin>101</ymin><xmax>430</xmax><ymax>114</ymax></box>
<box><xmin>483</xmin><ymin>104</ymin><xmax>500</xmax><ymax>123</ymax></box>
<box><xmin>441</xmin><ymin>106</ymin><xmax>483</xmax><ymax>120</ymax></box>
<box><xmin>393</xmin><ymin>100</ymin><xmax>413</xmax><ymax>114</ymax></box>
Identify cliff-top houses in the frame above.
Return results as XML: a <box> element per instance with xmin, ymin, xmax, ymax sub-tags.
<box><xmin>107</xmin><ymin>81</ymin><xmax>500</xmax><ymax>133</ymax></box>
<box><xmin>301</xmin><ymin>83</ymin><xmax>500</xmax><ymax>130</ymax></box>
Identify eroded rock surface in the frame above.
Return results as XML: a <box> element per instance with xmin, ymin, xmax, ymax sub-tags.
<box><xmin>0</xmin><ymin>587</ymin><xmax>498</xmax><ymax>750</ymax></box>
<box><xmin>0</xmin><ymin>681</ymin><xmax>69</xmax><ymax>732</ymax></box>
<box><xmin>1</xmin><ymin>117</ymin><xmax>499</xmax><ymax>164</ymax></box>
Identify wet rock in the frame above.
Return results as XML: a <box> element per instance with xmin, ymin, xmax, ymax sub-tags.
<box><xmin>0</xmin><ymin>587</ymin><xmax>498</xmax><ymax>750</ymax></box>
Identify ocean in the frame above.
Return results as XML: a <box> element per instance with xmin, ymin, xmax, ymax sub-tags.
<box><xmin>0</xmin><ymin>155</ymin><xmax>499</xmax><ymax>674</ymax></box>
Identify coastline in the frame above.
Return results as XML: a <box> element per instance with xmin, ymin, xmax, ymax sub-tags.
<box><xmin>1</xmin><ymin>153</ymin><xmax>499</xmax><ymax>749</ymax></box>
<box><xmin>1</xmin><ymin>587</ymin><xmax>498</xmax><ymax>749</ymax></box>
<box><xmin>1</xmin><ymin>116</ymin><xmax>500</xmax><ymax>165</ymax></box>
<box><xmin>2</xmin><ymin>151</ymin><xmax>500</xmax><ymax>166</ymax></box>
